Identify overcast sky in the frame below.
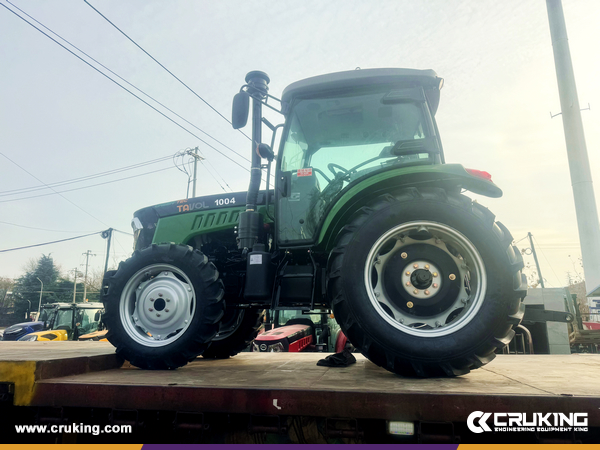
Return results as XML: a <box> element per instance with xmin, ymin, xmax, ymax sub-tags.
<box><xmin>1</xmin><ymin>0</ymin><xmax>599</xmax><ymax>292</ymax></box>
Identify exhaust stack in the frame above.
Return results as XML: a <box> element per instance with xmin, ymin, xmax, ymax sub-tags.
<box><xmin>237</xmin><ymin>71</ymin><xmax>270</xmax><ymax>251</ymax></box>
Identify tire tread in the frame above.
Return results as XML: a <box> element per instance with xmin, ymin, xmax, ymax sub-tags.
<box><xmin>327</xmin><ymin>187</ymin><xmax>526</xmax><ymax>377</ymax></box>
<box><xmin>102</xmin><ymin>244</ymin><xmax>225</xmax><ymax>370</ymax></box>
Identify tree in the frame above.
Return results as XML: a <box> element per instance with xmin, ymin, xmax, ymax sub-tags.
<box><xmin>12</xmin><ymin>254</ymin><xmax>62</xmax><ymax>320</ymax></box>
<box><xmin>0</xmin><ymin>277</ymin><xmax>15</xmax><ymax>308</ymax></box>
<box><xmin>82</xmin><ymin>268</ymin><xmax>104</xmax><ymax>303</ymax></box>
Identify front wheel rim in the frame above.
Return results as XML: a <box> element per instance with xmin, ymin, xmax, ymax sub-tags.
<box><xmin>119</xmin><ymin>263</ymin><xmax>196</xmax><ymax>347</ymax></box>
<box><xmin>212</xmin><ymin>309</ymin><xmax>245</xmax><ymax>342</ymax></box>
<box><xmin>364</xmin><ymin>221</ymin><xmax>487</xmax><ymax>337</ymax></box>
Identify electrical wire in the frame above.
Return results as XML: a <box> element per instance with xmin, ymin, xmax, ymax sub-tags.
<box><xmin>111</xmin><ymin>232</ymin><xmax>131</xmax><ymax>257</ymax></box>
<box><xmin>0</xmin><ymin>221</ymin><xmax>96</xmax><ymax>233</ymax></box>
<box><xmin>0</xmin><ymin>3</ymin><xmax>250</xmax><ymax>173</ymax></box>
<box><xmin>532</xmin><ymin>235</ymin><xmax>565</xmax><ymax>287</ymax></box>
<box><xmin>0</xmin><ymin>232</ymin><xmax>100</xmax><ymax>253</ymax></box>
<box><xmin>5</xmin><ymin>0</ymin><xmax>250</xmax><ymax>165</ymax></box>
<box><xmin>113</xmin><ymin>229</ymin><xmax>134</xmax><ymax>237</ymax></box>
<box><xmin>0</xmin><ymin>165</ymin><xmax>179</xmax><ymax>203</ymax></box>
<box><xmin>205</xmin><ymin>158</ymin><xmax>233</xmax><ymax>191</ymax></box>
<box><xmin>83</xmin><ymin>0</ymin><xmax>252</xmax><ymax>142</ymax></box>
<box><xmin>514</xmin><ymin>235</ymin><xmax>529</xmax><ymax>245</ymax></box>
<box><xmin>200</xmin><ymin>161</ymin><xmax>227</xmax><ymax>193</ymax></box>
<box><xmin>0</xmin><ymin>154</ymin><xmax>174</xmax><ymax>197</ymax></box>
<box><xmin>173</xmin><ymin>148</ymin><xmax>232</xmax><ymax>194</ymax></box>
<box><xmin>0</xmin><ymin>152</ymin><xmax>110</xmax><ymax>227</ymax></box>
<box><xmin>173</xmin><ymin>149</ymin><xmax>194</xmax><ymax>198</ymax></box>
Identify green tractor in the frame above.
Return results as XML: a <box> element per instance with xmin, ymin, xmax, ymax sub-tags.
<box><xmin>102</xmin><ymin>68</ymin><xmax>526</xmax><ymax>377</ymax></box>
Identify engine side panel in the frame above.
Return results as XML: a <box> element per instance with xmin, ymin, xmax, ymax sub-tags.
<box><xmin>152</xmin><ymin>206</ymin><xmax>245</xmax><ymax>245</ymax></box>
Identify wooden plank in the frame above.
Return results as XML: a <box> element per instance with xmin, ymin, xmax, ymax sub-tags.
<box><xmin>3</xmin><ymin>342</ymin><xmax>599</xmax><ymax>423</ymax></box>
<box><xmin>0</xmin><ymin>341</ymin><xmax>122</xmax><ymax>405</ymax></box>
<box><xmin>0</xmin><ymin>341</ymin><xmax>118</xmax><ymax>363</ymax></box>
<box><xmin>37</xmin><ymin>352</ymin><xmax>600</xmax><ymax>396</ymax></box>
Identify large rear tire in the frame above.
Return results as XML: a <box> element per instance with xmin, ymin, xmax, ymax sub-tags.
<box><xmin>102</xmin><ymin>244</ymin><xmax>225</xmax><ymax>369</ymax></box>
<box><xmin>327</xmin><ymin>187</ymin><xmax>527</xmax><ymax>377</ymax></box>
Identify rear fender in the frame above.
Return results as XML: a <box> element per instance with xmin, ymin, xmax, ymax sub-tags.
<box><xmin>317</xmin><ymin>163</ymin><xmax>501</xmax><ymax>251</ymax></box>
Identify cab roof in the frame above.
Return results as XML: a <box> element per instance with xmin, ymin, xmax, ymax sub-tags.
<box><xmin>46</xmin><ymin>302</ymin><xmax>103</xmax><ymax>309</ymax></box>
<box><xmin>281</xmin><ymin>68</ymin><xmax>443</xmax><ymax>114</ymax></box>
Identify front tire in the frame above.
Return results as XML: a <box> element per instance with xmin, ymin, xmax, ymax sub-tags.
<box><xmin>202</xmin><ymin>308</ymin><xmax>264</xmax><ymax>359</ymax></box>
<box><xmin>327</xmin><ymin>187</ymin><xmax>527</xmax><ymax>377</ymax></box>
<box><xmin>102</xmin><ymin>244</ymin><xmax>225</xmax><ymax>369</ymax></box>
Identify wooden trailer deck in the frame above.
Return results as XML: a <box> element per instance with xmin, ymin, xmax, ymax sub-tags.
<box><xmin>1</xmin><ymin>342</ymin><xmax>599</xmax><ymax>425</ymax></box>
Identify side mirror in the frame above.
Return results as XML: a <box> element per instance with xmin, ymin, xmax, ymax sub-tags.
<box><xmin>257</xmin><ymin>143</ymin><xmax>274</xmax><ymax>162</ymax></box>
<box><xmin>94</xmin><ymin>311</ymin><xmax>101</xmax><ymax>322</ymax></box>
<box><xmin>232</xmin><ymin>91</ymin><xmax>250</xmax><ymax>129</ymax></box>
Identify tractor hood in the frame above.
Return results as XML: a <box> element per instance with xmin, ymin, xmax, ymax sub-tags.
<box><xmin>132</xmin><ymin>191</ymin><xmax>274</xmax><ymax>251</ymax></box>
<box><xmin>253</xmin><ymin>324</ymin><xmax>313</xmax><ymax>352</ymax></box>
<box><xmin>1</xmin><ymin>321</ymin><xmax>44</xmax><ymax>341</ymax></box>
<box><xmin>17</xmin><ymin>329</ymin><xmax>68</xmax><ymax>342</ymax></box>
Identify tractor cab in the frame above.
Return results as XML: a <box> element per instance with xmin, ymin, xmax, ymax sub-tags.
<box><xmin>17</xmin><ymin>302</ymin><xmax>105</xmax><ymax>342</ymax></box>
<box><xmin>275</xmin><ymin>69</ymin><xmax>444</xmax><ymax>245</ymax></box>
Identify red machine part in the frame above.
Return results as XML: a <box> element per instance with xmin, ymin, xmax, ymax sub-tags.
<box><xmin>335</xmin><ymin>330</ymin><xmax>348</xmax><ymax>354</ymax></box>
<box><xmin>288</xmin><ymin>335</ymin><xmax>313</xmax><ymax>352</ymax></box>
<box><xmin>255</xmin><ymin>325</ymin><xmax>310</xmax><ymax>341</ymax></box>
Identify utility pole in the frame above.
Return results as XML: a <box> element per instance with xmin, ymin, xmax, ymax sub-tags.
<box><xmin>36</xmin><ymin>277</ymin><xmax>44</xmax><ymax>317</ymax></box>
<box><xmin>102</xmin><ymin>228</ymin><xmax>113</xmax><ymax>276</ymax></box>
<box><xmin>70</xmin><ymin>268</ymin><xmax>80</xmax><ymax>303</ymax></box>
<box><xmin>528</xmin><ymin>233</ymin><xmax>545</xmax><ymax>288</ymax></box>
<box><xmin>546</xmin><ymin>0</ymin><xmax>600</xmax><ymax>291</ymax></box>
<box><xmin>81</xmin><ymin>250</ymin><xmax>96</xmax><ymax>302</ymax></box>
<box><xmin>188</xmin><ymin>147</ymin><xmax>204</xmax><ymax>198</ymax></box>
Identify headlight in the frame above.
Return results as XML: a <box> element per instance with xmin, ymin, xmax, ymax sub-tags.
<box><xmin>268</xmin><ymin>342</ymin><xmax>285</xmax><ymax>352</ymax></box>
<box><xmin>252</xmin><ymin>342</ymin><xmax>260</xmax><ymax>352</ymax></box>
<box><xmin>131</xmin><ymin>217</ymin><xmax>143</xmax><ymax>250</ymax></box>
<box><xmin>18</xmin><ymin>334</ymin><xmax>38</xmax><ymax>341</ymax></box>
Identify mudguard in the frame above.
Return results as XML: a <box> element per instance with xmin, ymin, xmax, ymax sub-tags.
<box><xmin>317</xmin><ymin>163</ymin><xmax>502</xmax><ymax>250</ymax></box>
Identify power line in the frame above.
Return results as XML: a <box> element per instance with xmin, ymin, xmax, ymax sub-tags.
<box><xmin>5</xmin><ymin>0</ymin><xmax>250</xmax><ymax>166</ymax></box>
<box><xmin>173</xmin><ymin>148</ymin><xmax>231</xmax><ymax>194</ymax></box>
<box><xmin>111</xmin><ymin>232</ymin><xmax>130</xmax><ymax>256</ymax></box>
<box><xmin>113</xmin><ymin>229</ymin><xmax>134</xmax><ymax>237</ymax></box>
<box><xmin>0</xmin><ymin>232</ymin><xmax>100</xmax><ymax>253</ymax></box>
<box><xmin>83</xmin><ymin>0</ymin><xmax>252</xmax><ymax>142</ymax></box>
<box><xmin>514</xmin><ymin>234</ymin><xmax>529</xmax><ymax>245</ymax></box>
<box><xmin>532</xmin><ymin>235</ymin><xmax>564</xmax><ymax>287</ymax></box>
<box><xmin>205</xmin><ymin>158</ymin><xmax>233</xmax><ymax>191</ymax></box>
<box><xmin>0</xmin><ymin>3</ymin><xmax>250</xmax><ymax>173</ymax></box>
<box><xmin>0</xmin><ymin>165</ymin><xmax>179</xmax><ymax>203</ymax></box>
<box><xmin>200</xmin><ymin>160</ymin><xmax>227</xmax><ymax>193</ymax></box>
<box><xmin>0</xmin><ymin>221</ymin><xmax>96</xmax><ymax>233</ymax></box>
<box><xmin>0</xmin><ymin>154</ymin><xmax>173</xmax><ymax>196</ymax></box>
<box><xmin>0</xmin><ymin>152</ymin><xmax>110</xmax><ymax>227</ymax></box>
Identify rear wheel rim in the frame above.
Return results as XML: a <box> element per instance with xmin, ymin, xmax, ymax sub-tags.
<box><xmin>119</xmin><ymin>263</ymin><xmax>196</xmax><ymax>347</ymax></box>
<box><xmin>364</xmin><ymin>221</ymin><xmax>487</xmax><ymax>337</ymax></box>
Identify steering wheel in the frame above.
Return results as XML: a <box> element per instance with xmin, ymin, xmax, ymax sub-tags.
<box><xmin>311</xmin><ymin>167</ymin><xmax>332</xmax><ymax>183</ymax></box>
<box><xmin>328</xmin><ymin>163</ymin><xmax>351</xmax><ymax>178</ymax></box>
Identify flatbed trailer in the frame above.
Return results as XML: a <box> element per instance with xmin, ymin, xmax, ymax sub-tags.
<box><xmin>1</xmin><ymin>342</ymin><xmax>599</xmax><ymax>444</ymax></box>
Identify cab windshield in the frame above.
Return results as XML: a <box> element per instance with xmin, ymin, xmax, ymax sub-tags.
<box><xmin>278</xmin><ymin>88</ymin><xmax>435</xmax><ymax>243</ymax></box>
<box><xmin>54</xmin><ymin>309</ymin><xmax>74</xmax><ymax>331</ymax></box>
<box><xmin>76</xmin><ymin>308</ymin><xmax>102</xmax><ymax>334</ymax></box>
